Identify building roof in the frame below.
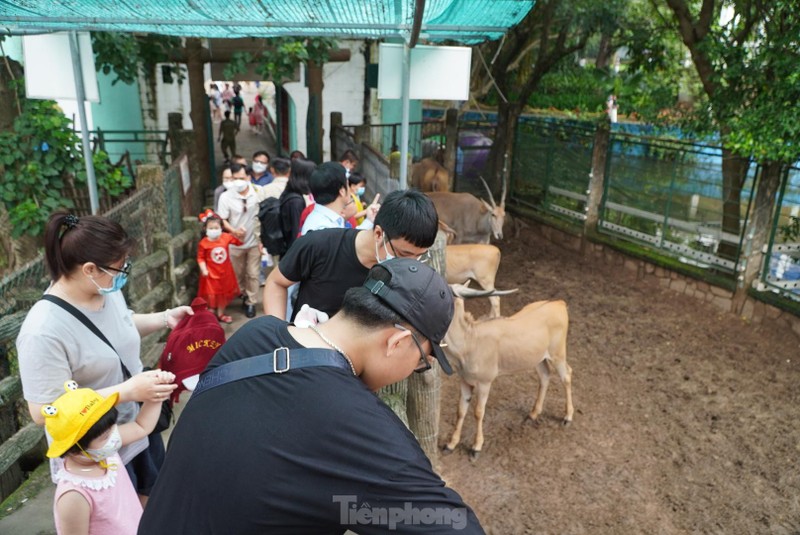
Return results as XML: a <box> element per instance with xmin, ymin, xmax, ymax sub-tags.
<box><xmin>0</xmin><ymin>0</ymin><xmax>533</xmax><ymax>43</ymax></box>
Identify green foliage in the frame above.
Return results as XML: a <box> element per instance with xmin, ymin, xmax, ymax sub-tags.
<box><xmin>661</xmin><ymin>0</ymin><xmax>800</xmax><ymax>164</ymax></box>
<box><xmin>223</xmin><ymin>37</ymin><xmax>336</xmax><ymax>82</ymax></box>
<box><xmin>0</xmin><ymin>99</ymin><xmax>130</xmax><ymax>237</ymax></box>
<box><xmin>92</xmin><ymin>32</ymin><xmax>185</xmax><ymax>85</ymax></box>
<box><xmin>780</xmin><ymin>216</ymin><xmax>800</xmax><ymax>242</ymax></box>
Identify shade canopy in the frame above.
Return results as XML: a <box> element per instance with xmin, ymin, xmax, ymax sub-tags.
<box><xmin>0</xmin><ymin>0</ymin><xmax>533</xmax><ymax>43</ymax></box>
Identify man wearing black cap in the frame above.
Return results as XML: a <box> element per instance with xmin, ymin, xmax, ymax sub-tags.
<box><xmin>139</xmin><ymin>259</ymin><xmax>484</xmax><ymax>534</ymax></box>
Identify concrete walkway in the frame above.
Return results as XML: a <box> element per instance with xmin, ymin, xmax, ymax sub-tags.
<box><xmin>0</xmin><ymin>86</ymin><xmax>281</xmax><ymax>533</ymax></box>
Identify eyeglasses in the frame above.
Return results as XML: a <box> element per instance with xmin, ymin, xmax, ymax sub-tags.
<box><xmin>98</xmin><ymin>259</ymin><xmax>132</xmax><ymax>276</ymax></box>
<box><xmin>384</xmin><ymin>236</ymin><xmax>430</xmax><ymax>263</ymax></box>
<box><xmin>395</xmin><ymin>324</ymin><xmax>431</xmax><ymax>373</ymax></box>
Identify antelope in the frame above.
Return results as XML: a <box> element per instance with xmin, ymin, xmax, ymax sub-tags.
<box><xmin>411</xmin><ymin>158</ymin><xmax>451</xmax><ymax>192</ymax></box>
<box><xmin>445</xmin><ymin>244</ymin><xmax>504</xmax><ymax>317</ymax></box>
<box><xmin>427</xmin><ymin>175</ymin><xmax>506</xmax><ymax>244</ymax></box>
<box><xmin>442</xmin><ymin>284</ymin><xmax>574</xmax><ymax>459</ymax></box>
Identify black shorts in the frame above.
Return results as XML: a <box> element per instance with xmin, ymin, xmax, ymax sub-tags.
<box><xmin>124</xmin><ymin>433</ymin><xmax>165</xmax><ymax>496</ymax></box>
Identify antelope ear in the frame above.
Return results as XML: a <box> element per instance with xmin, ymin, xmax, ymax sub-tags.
<box><xmin>480</xmin><ymin>199</ymin><xmax>493</xmax><ymax>212</ymax></box>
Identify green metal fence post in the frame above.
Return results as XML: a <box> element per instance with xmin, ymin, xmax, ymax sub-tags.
<box><xmin>759</xmin><ymin>165</ymin><xmax>791</xmax><ymax>284</ymax></box>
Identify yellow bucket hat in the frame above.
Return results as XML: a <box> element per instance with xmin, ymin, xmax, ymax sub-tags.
<box><xmin>42</xmin><ymin>381</ymin><xmax>119</xmax><ymax>458</ymax></box>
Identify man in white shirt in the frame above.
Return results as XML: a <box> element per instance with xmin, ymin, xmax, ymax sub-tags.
<box><xmin>257</xmin><ymin>157</ymin><xmax>291</xmax><ymax>203</ymax></box>
<box><xmin>301</xmin><ymin>162</ymin><xmax>379</xmax><ymax>235</ymax></box>
<box><xmin>217</xmin><ymin>163</ymin><xmax>261</xmax><ymax>318</ymax></box>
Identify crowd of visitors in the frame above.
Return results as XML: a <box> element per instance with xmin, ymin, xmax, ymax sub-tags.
<box><xmin>14</xmin><ymin>88</ymin><xmax>487</xmax><ymax>532</ymax></box>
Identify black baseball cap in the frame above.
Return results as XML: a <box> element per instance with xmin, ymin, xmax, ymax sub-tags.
<box><xmin>363</xmin><ymin>258</ymin><xmax>454</xmax><ymax>374</ymax></box>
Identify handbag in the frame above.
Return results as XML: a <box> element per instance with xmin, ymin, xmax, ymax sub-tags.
<box><xmin>40</xmin><ymin>294</ymin><xmax>174</xmax><ymax>433</ymax></box>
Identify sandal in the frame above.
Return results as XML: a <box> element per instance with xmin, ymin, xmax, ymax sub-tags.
<box><xmin>217</xmin><ymin>314</ymin><xmax>233</xmax><ymax>324</ymax></box>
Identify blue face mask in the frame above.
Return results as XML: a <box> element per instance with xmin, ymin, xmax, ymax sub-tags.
<box><xmin>90</xmin><ymin>268</ymin><xmax>129</xmax><ymax>295</ymax></box>
<box><xmin>356</xmin><ymin>187</ymin><xmax>365</xmax><ymax>197</ymax></box>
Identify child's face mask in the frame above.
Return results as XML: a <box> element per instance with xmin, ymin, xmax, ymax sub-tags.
<box><xmin>207</xmin><ymin>228</ymin><xmax>222</xmax><ymax>240</ymax></box>
<box><xmin>81</xmin><ymin>425</ymin><xmax>122</xmax><ymax>468</ymax></box>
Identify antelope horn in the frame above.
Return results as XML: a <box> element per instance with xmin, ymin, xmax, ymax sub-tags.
<box><xmin>450</xmin><ymin>284</ymin><xmax>519</xmax><ymax>298</ymax></box>
<box><xmin>488</xmin><ymin>288</ymin><xmax>518</xmax><ymax>296</ymax></box>
<box><xmin>500</xmin><ymin>171</ymin><xmax>507</xmax><ymax>208</ymax></box>
<box><xmin>477</xmin><ymin>175</ymin><xmax>497</xmax><ymax>209</ymax></box>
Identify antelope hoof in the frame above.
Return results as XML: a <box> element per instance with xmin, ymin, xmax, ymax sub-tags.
<box><xmin>562</xmin><ymin>418</ymin><xmax>572</xmax><ymax>427</ymax></box>
<box><xmin>523</xmin><ymin>415</ymin><xmax>540</xmax><ymax>427</ymax></box>
<box><xmin>441</xmin><ymin>445</ymin><xmax>456</xmax><ymax>455</ymax></box>
<box><xmin>469</xmin><ymin>449</ymin><xmax>481</xmax><ymax>461</ymax></box>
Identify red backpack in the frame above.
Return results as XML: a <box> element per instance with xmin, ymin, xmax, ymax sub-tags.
<box><xmin>159</xmin><ymin>298</ymin><xmax>226</xmax><ymax>404</ymax></box>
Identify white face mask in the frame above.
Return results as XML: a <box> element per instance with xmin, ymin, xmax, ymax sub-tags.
<box><xmin>375</xmin><ymin>236</ymin><xmax>395</xmax><ymax>264</ymax></box>
<box><xmin>232</xmin><ymin>179</ymin><xmax>249</xmax><ymax>193</ymax></box>
<box><xmin>222</xmin><ymin>180</ymin><xmax>234</xmax><ymax>190</ymax></box>
<box><xmin>206</xmin><ymin>228</ymin><xmax>222</xmax><ymax>240</ymax></box>
<box><xmin>81</xmin><ymin>425</ymin><xmax>122</xmax><ymax>466</ymax></box>
<box><xmin>252</xmin><ymin>162</ymin><xmax>268</xmax><ymax>174</ymax></box>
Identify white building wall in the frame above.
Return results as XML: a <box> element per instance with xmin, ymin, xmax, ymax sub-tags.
<box><xmin>141</xmin><ymin>64</ymin><xmax>195</xmax><ymax>131</ymax></box>
<box><xmin>284</xmin><ymin>40</ymin><xmax>365</xmax><ymax>161</ymax></box>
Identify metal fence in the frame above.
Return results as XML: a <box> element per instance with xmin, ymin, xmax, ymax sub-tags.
<box><xmin>512</xmin><ymin>117</ymin><xmax>757</xmax><ymax>277</ymax></box>
<box><xmin>89</xmin><ymin>129</ymin><xmax>172</xmax><ymax>177</ymax></box>
<box><xmin>342</xmin><ymin>120</ymin><xmax>444</xmax><ymax>162</ymax></box>
<box><xmin>760</xmin><ymin>165</ymin><xmax>800</xmax><ymax>301</ymax></box>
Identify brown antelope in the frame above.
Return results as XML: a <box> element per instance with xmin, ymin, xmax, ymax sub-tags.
<box><xmin>445</xmin><ymin>244</ymin><xmax>505</xmax><ymax>317</ymax></box>
<box><xmin>443</xmin><ymin>284</ymin><xmax>574</xmax><ymax>459</ymax></box>
<box><xmin>411</xmin><ymin>158</ymin><xmax>451</xmax><ymax>192</ymax></box>
<box><xmin>427</xmin><ymin>176</ymin><xmax>506</xmax><ymax>244</ymax></box>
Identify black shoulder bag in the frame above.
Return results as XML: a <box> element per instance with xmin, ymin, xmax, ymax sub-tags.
<box><xmin>41</xmin><ymin>294</ymin><xmax>174</xmax><ymax>432</ymax></box>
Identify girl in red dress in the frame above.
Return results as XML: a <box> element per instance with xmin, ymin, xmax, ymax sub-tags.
<box><xmin>196</xmin><ymin>210</ymin><xmax>241</xmax><ymax>323</ymax></box>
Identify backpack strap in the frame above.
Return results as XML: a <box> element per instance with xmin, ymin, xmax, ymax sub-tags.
<box><xmin>192</xmin><ymin>348</ymin><xmax>351</xmax><ymax>397</ymax></box>
<box><xmin>40</xmin><ymin>294</ymin><xmax>134</xmax><ymax>379</ymax></box>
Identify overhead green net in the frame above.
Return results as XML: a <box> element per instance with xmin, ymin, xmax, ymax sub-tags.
<box><xmin>0</xmin><ymin>0</ymin><xmax>532</xmax><ymax>43</ymax></box>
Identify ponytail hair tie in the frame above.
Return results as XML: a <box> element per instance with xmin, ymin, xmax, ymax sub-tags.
<box><xmin>64</xmin><ymin>214</ymin><xmax>79</xmax><ymax>229</ymax></box>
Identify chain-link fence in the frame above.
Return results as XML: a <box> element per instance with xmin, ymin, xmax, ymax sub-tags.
<box><xmin>760</xmin><ymin>165</ymin><xmax>800</xmax><ymax>301</ymax></box>
<box><xmin>512</xmin><ymin>117</ymin><xmax>756</xmax><ymax>277</ymax></box>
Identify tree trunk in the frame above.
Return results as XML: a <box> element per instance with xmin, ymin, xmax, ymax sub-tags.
<box><xmin>185</xmin><ymin>38</ymin><xmax>212</xmax><ymax>213</ymax></box>
<box><xmin>718</xmin><ymin>149</ymin><xmax>750</xmax><ymax>260</ymax></box>
<box><xmin>585</xmin><ymin>119</ymin><xmax>611</xmax><ymax>238</ymax></box>
<box><xmin>406</xmin><ymin>230</ymin><xmax>448</xmax><ymax>468</ymax></box>
<box><xmin>0</xmin><ymin>56</ymin><xmax>22</xmax><ymax>133</ymax></box>
<box><xmin>595</xmin><ymin>32</ymin><xmax>613</xmax><ymax>70</ymax></box>
<box><xmin>733</xmin><ymin>161</ymin><xmax>785</xmax><ymax>311</ymax></box>
<box><xmin>306</xmin><ymin>60</ymin><xmax>324</xmax><ymax>163</ymax></box>
<box><xmin>488</xmin><ymin>101</ymin><xmax>521</xmax><ymax>194</ymax></box>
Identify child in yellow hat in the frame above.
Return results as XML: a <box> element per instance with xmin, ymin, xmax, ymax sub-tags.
<box><xmin>43</xmin><ymin>375</ymin><xmax>174</xmax><ymax>535</ymax></box>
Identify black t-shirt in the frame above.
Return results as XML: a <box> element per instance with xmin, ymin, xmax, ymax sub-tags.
<box><xmin>279</xmin><ymin>228</ymin><xmax>370</xmax><ymax>321</ymax></box>
<box><xmin>138</xmin><ymin>316</ymin><xmax>484</xmax><ymax>534</ymax></box>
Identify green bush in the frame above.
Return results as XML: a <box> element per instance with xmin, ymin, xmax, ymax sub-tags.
<box><xmin>0</xmin><ymin>99</ymin><xmax>130</xmax><ymax>237</ymax></box>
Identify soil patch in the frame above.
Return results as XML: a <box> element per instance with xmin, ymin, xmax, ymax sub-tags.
<box><xmin>437</xmin><ymin>224</ymin><xmax>800</xmax><ymax>534</ymax></box>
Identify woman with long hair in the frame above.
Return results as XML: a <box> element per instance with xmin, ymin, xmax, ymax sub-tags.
<box><xmin>16</xmin><ymin>211</ymin><xmax>192</xmax><ymax>504</ymax></box>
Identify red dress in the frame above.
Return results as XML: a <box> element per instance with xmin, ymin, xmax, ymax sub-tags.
<box><xmin>197</xmin><ymin>233</ymin><xmax>242</xmax><ymax>309</ymax></box>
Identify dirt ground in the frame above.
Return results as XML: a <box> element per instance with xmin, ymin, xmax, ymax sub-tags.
<box><xmin>436</xmin><ymin>223</ymin><xmax>800</xmax><ymax>535</ymax></box>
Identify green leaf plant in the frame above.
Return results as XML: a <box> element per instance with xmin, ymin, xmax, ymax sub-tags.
<box><xmin>0</xmin><ymin>98</ymin><xmax>131</xmax><ymax>237</ymax></box>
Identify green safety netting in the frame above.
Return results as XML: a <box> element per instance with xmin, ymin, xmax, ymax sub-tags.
<box><xmin>0</xmin><ymin>0</ymin><xmax>533</xmax><ymax>43</ymax></box>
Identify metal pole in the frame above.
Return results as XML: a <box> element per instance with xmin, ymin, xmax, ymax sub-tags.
<box><xmin>399</xmin><ymin>41</ymin><xmax>412</xmax><ymax>190</ymax></box>
<box><xmin>68</xmin><ymin>32</ymin><xmax>99</xmax><ymax>214</ymax></box>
